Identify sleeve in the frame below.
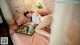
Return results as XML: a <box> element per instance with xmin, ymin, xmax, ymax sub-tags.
<box><xmin>32</xmin><ymin>12</ymin><xmax>41</xmax><ymax>24</ymax></box>
<box><xmin>32</xmin><ymin>13</ymin><xmax>37</xmax><ymax>24</ymax></box>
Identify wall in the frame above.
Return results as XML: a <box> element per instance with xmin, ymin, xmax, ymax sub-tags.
<box><xmin>50</xmin><ymin>0</ymin><xmax>80</xmax><ymax>45</ymax></box>
<box><xmin>0</xmin><ymin>0</ymin><xmax>15</xmax><ymax>26</ymax></box>
<box><xmin>5</xmin><ymin>0</ymin><xmax>55</xmax><ymax>15</ymax></box>
<box><xmin>43</xmin><ymin>0</ymin><xmax>55</xmax><ymax>13</ymax></box>
<box><xmin>5</xmin><ymin>0</ymin><xmax>46</xmax><ymax>15</ymax></box>
<box><xmin>5</xmin><ymin>0</ymin><xmax>33</xmax><ymax>15</ymax></box>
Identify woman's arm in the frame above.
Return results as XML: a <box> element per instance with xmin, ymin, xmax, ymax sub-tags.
<box><xmin>35</xmin><ymin>15</ymin><xmax>52</xmax><ymax>38</ymax></box>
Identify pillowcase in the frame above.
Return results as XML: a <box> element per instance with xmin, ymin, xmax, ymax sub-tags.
<box><xmin>37</xmin><ymin>9</ymin><xmax>51</xmax><ymax>16</ymax></box>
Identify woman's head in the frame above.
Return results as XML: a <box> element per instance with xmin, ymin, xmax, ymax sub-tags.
<box><xmin>23</xmin><ymin>11</ymin><xmax>33</xmax><ymax>18</ymax></box>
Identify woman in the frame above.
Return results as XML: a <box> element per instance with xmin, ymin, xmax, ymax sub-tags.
<box><xmin>23</xmin><ymin>11</ymin><xmax>53</xmax><ymax>37</ymax></box>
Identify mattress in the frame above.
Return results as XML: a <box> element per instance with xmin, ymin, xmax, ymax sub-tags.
<box><xmin>9</xmin><ymin>30</ymin><xmax>50</xmax><ymax>45</ymax></box>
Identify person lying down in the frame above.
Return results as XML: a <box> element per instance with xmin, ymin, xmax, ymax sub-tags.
<box><xmin>21</xmin><ymin>11</ymin><xmax>53</xmax><ymax>36</ymax></box>
<box><xmin>11</xmin><ymin>9</ymin><xmax>53</xmax><ymax>36</ymax></box>
<box><xmin>21</xmin><ymin>10</ymin><xmax>52</xmax><ymax>35</ymax></box>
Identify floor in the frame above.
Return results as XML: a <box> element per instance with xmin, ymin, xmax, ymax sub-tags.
<box><xmin>0</xmin><ymin>23</ymin><xmax>13</xmax><ymax>45</ymax></box>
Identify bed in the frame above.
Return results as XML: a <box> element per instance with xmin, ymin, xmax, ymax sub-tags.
<box><xmin>9</xmin><ymin>9</ymin><xmax>50</xmax><ymax>45</ymax></box>
<box><xmin>9</xmin><ymin>28</ymin><xmax>50</xmax><ymax>45</ymax></box>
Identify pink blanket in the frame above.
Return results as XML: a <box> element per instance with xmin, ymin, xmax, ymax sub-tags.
<box><xmin>10</xmin><ymin>30</ymin><xmax>50</xmax><ymax>45</ymax></box>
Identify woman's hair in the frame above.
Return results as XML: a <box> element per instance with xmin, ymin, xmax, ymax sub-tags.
<box><xmin>23</xmin><ymin>11</ymin><xmax>33</xmax><ymax>21</ymax></box>
<box><xmin>23</xmin><ymin>11</ymin><xmax>29</xmax><ymax>17</ymax></box>
<box><xmin>23</xmin><ymin>11</ymin><xmax>34</xmax><ymax>17</ymax></box>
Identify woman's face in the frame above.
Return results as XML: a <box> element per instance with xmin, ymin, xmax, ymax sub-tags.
<box><xmin>26</xmin><ymin>13</ymin><xmax>32</xmax><ymax>18</ymax></box>
<box><xmin>25</xmin><ymin>13</ymin><xmax>32</xmax><ymax>22</ymax></box>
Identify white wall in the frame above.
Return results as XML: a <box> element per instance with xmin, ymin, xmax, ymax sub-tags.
<box><xmin>43</xmin><ymin>0</ymin><xmax>55</xmax><ymax>13</ymax></box>
<box><xmin>0</xmin><ymin>0</ymin><xmax>3</xmax><ymax>24</ymax></box>
<box><xmin>6</xmin><ymin>0</ymin><xmax>45</xmax><ymax>15</ymax></box>
<box><xmin>50</xmin><ymin>0</ymin><xmax>80</xmax><ymax>45</ymax></box>
<box><xmin>0</xmin><ymin>0</ymin><xmax>15</xmax><ymax>26</ymax></box>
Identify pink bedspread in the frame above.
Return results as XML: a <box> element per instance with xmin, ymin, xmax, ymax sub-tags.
<box><xmin>10</xmin><ymin>30</ymin><xmax>50</xmax><ymax>45</ymax></box>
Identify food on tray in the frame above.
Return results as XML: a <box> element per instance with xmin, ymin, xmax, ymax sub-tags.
<box><xmin>15</xmin><ymin>25</ymin><xmax>35</xmax><ymax>36</ymax></box>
